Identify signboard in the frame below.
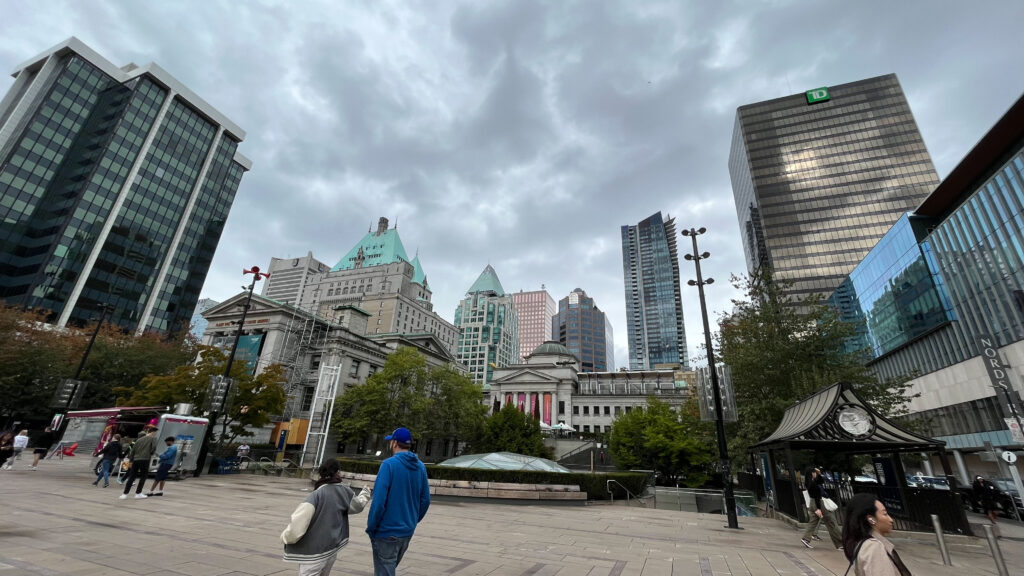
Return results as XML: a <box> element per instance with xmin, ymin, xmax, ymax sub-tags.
<box><xmin>1007</xmin><ymin>418</ymin><xmax>1024</xmax><ymax>443</ymax></box>
<box><xmin>207</xmin><ymin>375</ymin><xmax>234</xmax><ymax>412</ymax></box>
<box><xmin>1003</xmin><ymin>450</ymin><xmax>1018</xmax><ymax>464</ymax></box>
<box><xmin>695</xmin><ymin>364</ymin><xmax>738</xmax><ymax>422</ymax></box>
<box><xmin>806</xmin><ymin>87</ymin><xmax>830</xmax><ymax>104</ymax></box>
<box><xmin>977</xmin><ymin>334</ymin><xmax>1012</xmax><ymax>389</ymax></box>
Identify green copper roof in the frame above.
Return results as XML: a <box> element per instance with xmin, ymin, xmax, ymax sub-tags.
<box><xmin>411</xmin><ymin>255</ymin><xmax>428</xmax><ymax>287</ymax></box>
<box><xmin>332</xmin><ymin>228</ymin><xmax>409</xmax><ymax>271</ymax></box>
<box><xmin>467</xmin><ymin>265</ymin><xmax>505</xmax><ymax>296</ymax></box>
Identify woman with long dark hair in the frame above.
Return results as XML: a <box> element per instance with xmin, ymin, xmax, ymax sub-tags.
<box><xmin>841</xmin><ymin>493</ymin><xmax>911</xmax><ymax>575</ymax></box>
<box><xmin>281</xmin><ymin>460</ymin><xmax>371</xmax><ymax>576</ymax></box>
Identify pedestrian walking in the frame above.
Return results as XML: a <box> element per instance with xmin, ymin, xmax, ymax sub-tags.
<box><xmin>92</xmin><ymin>435</ymin><xmax>121</xmax><ymax>487</ymax></box>
<box><xmin>800</xmin><ymin>467</ymin><xmax>842</xmax><ymax>550</ymax></box>
<box><xmin>0</xmin><ymin>432</ymin><xmax>13</xmax><ymax>470</ymax></box>
<box><xmin>120</xmin><ymin>427</ymin><xmax>158</xmax><ymax>499</ymax></box>
<box><xmin>972</xmin><ymin>475</ymin><xmax>1003</xmax><ymax>524</ymax></box>
<box><xmin>841</xmin><ymin>493</ymin><xmax>911</xmax><ymax>575</ymax></box>
<box><xmin>146</xmin><ymin>437</ymin><xmax>178</xmax><ymax>496</ymax></box>
<box><xmin>30</xmin><ymin>427</ymin><xmax>55</xmax><ymax>469</ymax></box>
<box><xmin>8</xmin><ymin>430</ymin><xmax>29</xmax><ymax>468</ymax></box>
<box><xmin>281</xmin><ymin>459</ymin><xmax>371</xmax><ymax>575</ymax></box>
<box><xmin>365</xmin><ymin>427</ymin><xmax>430</xmax><ymax>576</ymax></box>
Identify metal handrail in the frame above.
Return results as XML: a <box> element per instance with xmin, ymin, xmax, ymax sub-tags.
<box><xmin>607</xmin><ymin>479</ymin><xmax>642</xmax><ymax>506</ymax></box>
<box><xmin>558</xmin><ymin>441</ymin><xmax>596</xmax><ymax>462</ymax></box>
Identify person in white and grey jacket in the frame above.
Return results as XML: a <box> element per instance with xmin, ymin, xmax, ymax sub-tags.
<box><xmin>282</xmin><ymin>459</ymin><xmax>371</xmax><ymax>576</ymax></box>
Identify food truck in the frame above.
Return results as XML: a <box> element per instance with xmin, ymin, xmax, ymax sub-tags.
<box><xmin>59</xmin><ymin>406</ymin><xmax>208</xmax><ymax>476</ymax></box>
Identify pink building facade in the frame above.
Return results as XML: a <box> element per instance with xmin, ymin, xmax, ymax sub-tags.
<box><xmin>512</xmin><ymin>288</ymin><xmax>556</xmax><ymax>361</ymax></box>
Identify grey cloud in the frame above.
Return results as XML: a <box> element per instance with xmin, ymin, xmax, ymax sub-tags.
<box><xmin>2</xmin><ymin>0</ymin><xmax>1024</xmax><ymax>369</ymax></box>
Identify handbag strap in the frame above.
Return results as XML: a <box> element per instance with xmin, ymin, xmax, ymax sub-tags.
<box><xmin>843</xmin><ymin>540</ymin><xmax>866</xmax><ymax>576</ymax></box>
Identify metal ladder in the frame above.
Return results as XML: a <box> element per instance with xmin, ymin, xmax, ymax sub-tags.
<box><xmin>300</xmin><ymin>363</ymin><xmax>341</xmax><ymax>470</ymax></box>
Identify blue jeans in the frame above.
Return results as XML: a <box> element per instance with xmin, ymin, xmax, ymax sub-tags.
<box><xmin>94</xmin><ymin>459</ymin><xmax>113</xmax><ymax>485</ymax></box>
<box><xmin>370</xmin><ymin>536</ymin><xmax>411</xmax><ymax>576</ymax></box>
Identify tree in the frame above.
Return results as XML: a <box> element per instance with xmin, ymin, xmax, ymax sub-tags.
<box><xmin>472</xmin><ymin>402</ymin><xmax>551</xmax><ymax>458</ymax></box>
<box><xmin>78</xmin><ymin>325</ymin><xmax>197</xmax><ymax>408</ymax></box>
<box><xmin>332</xmin><ymin>346</ymin><xmax>487</xmax><ymax>452</ymax></box>
<box><xmin>0</xmin><ymin>306</ymin><xmax>83</xmax><ymax>426</ymax></box>
<box><xmin>117</xmin><ymin>346</ymin><xmax>287</xmax><ymax>454</ymax></box>
<box><xmin>608</xmin><ymin>398</ymin><xmax>714</xmax><ymax>486</ymax></box>
<box><xmin>717</xmin><ymin>269</ymin><xmax>917</xmax><ymax>460</ymax></box>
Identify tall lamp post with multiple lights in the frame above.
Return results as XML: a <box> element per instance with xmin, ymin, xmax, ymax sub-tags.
<box><xmin>681</xmin><ymin>226</ymin><xmax>739</xmax><ymax>530</ymax></box>
<box><xmin>194</xmin><ymin>266</ymin><xmax>269</xmax><ymax>477</ymax></box>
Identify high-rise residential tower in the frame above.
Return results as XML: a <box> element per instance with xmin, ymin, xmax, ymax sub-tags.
<box><xmin>0</xmin><ymin>37</ymin><xmax>250</xmax><ymax>333</ymax></box>
<box><xmin>512</xmin><ymin>287</ymin><xmax>555</xmax><ymax>361</ymax></box>
<box><xmin>454</xmin><ymin>265</ymin><xmax>519</xmax><ymax>388</ymax></box>
<box><xmin>552</xmin><ymin>288</ymin><xmax>614</xmax><ymax>372</ymax></box>
<box><xmin>729</xmin><ymin>74</ymin><xmax>940</xmax><ymax>301</ymax></box>
<box><xmin>621</xmin><ymin>212</ymin><xmax>688</xmax><ymax>370</ymax></box>
<box><xmin>261</xmin><ymin>251</ymin><xmax>329</xmax><ymax>305</ymax></box>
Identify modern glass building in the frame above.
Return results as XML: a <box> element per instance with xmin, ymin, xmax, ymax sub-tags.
<box><xmin>188</xmin><ymin>297</ymin><xmax>219</xmax><ymax>340</ymax></box>
<box><xmin>512</xmin><ymin>288</ymin><xmax>555</xmax><ymax>362</ymax></box>
<box><xmin>0</xmin><ymin>37</ymin><xmax>250</xmax><ymax>333</ymax></box>
<box><xmin>552</xmin><ymin>288</ymin><xmax>614</xmax><ymax>372</ymax></box>
<box><xmin>621</xmin><ymin>211</ymin><xmax>688</xmax><ymax>370</ymax></box>
<box><xmin>828</xmin><ymin>91</ymin><xmax>1024</xmax><ymax>474</ymax></box>
<box><xmin>828</xmin><ymin>213</ymin><xmax>956</xmax><ymax>359</ymax></box>
<box><xmin>454</xmin><ymin>265</ymin><xmax>519</xmax><ymax>388</ymax></box>
<box><xmin>729</xmin><ymin>74</ymin><xmax>940</xmax><ymax>302</ymax></box>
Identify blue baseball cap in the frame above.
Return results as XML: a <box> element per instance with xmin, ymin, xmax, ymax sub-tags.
<box><xmin>385</xmin><ymin>427</ymin><xmax>412</xmax><ymax>444</ymax></box>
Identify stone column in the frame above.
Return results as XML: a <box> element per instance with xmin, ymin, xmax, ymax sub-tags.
<box><xmin>953</xmin><ymin>450</ymin><xmax>970</xmax><ymax>485</ymax></box>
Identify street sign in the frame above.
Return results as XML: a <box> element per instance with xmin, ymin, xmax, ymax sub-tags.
<box><xmin>1003</xmin><ymin>451</ymin><xmax>1018</xmax><ymax>464</ymax></box>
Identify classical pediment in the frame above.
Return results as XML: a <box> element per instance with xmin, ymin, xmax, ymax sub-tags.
<box><xmin>492</xmin><ymin>368</ymin><xmax>564</xmax><ymax>385</ymax></box>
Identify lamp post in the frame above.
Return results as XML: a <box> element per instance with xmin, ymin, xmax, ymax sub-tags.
<box><xmin>194</xmin><ymin>266</ymin><xmax>269</xmax><ymax>477</ymax></box>
<box><xmin>681</xmin><ymin>226</ymin><xmax>739</xmax><ymax>529</ymax></box>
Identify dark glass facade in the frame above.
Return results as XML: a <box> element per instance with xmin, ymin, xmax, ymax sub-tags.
<box><xmin>730</xmin><ymin>74</ymin><xmax>940</xmax><ymax>302</ymax></box>
<box><xmin>621</xmin><ymin>212</ymin><xmax>688</xmax><ymax>370</ymax></box>
<box><xmin>0</xmin><ymin>40</ymin><xmax>247</xmax><ymax>333</ymax></box>
<box><xmin>552</xmin><ymin>288</ymin><xmax>614</xmax><ymax>372</ymax></box>
<box><xmin>828</xmin><ymin>213</ymin><xmax>956</xmax><ymax>359</ymax></box>
<box><xmin>867</xmin><ymin>147</ymin><xmax>1024</xmax><ymax>382</ymax></box>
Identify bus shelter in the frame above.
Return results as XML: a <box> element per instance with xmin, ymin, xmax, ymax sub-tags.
<box><xmin>751</xmin><ymin>382</ymin><xmax>971</xmax><ymax>534</ymax></box>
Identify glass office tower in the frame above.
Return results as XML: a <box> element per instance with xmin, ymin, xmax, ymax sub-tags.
<box><xmin>0</xmin><ymin>38</ymin><xmax>249</xmax><ymax>333</ymax></box>
<box><xmin>621</xmin><ymin>212</ymin><xmax>688</xmax><ymax>370</ymax></box>
<box><xmin>552</xmin><ymin>288</ymin><xmax>614</xmax><ymax>372</ymax></box>
<box><xmin>512</xmin><ymin>288</ymin><xmax>556</xmax><ymax>361</ymax></box>
<box><xmin>729</xmin><ymin>74</ymin><xmax>939</xmax><ymax>302</ymax></box>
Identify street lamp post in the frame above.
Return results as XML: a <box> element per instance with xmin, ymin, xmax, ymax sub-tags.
<box><xmin>682</xmin><ymin>226</ymin><xmax>739</xmax><ymax>530</ymax></box>
<box><xmin>194</xmin><ymin>266</ymin><xmax>269</xmax><ymax>477</ymax></box>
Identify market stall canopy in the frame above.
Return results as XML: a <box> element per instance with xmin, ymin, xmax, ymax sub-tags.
<box><xmin>752</xmin><ymin>382</ymin><xmax>944</xmax><ymax>454</ymax></box>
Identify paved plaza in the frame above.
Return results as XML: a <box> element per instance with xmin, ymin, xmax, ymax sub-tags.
<box><xmin>0</xmin><ymin>459</ymin><xmax>1021</xmax><ymax>576</ymax></box>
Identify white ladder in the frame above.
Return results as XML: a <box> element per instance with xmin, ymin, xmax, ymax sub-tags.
<box><xmin>300</xmin><ymin>364</ymin><xmax>341</xmax><ymax>470</ymax></box>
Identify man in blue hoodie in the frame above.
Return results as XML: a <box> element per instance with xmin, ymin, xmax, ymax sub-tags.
<box><xmin>366</xmin><ymin>427</ymin><xmax>430</xmax><ymax>576</ymax></box>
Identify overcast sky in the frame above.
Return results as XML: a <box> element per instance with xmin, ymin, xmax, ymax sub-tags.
<box><xmin>3</xmin><ymin>1</ymin><xmax>1023</xmax><ymax>369</ymax></box>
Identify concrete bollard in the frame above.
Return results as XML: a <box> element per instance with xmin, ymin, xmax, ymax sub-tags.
<box><xmin>930</xmin><ymin>514</ymin><xmax>952</xmax><ymax>566</ymax></box>
<box><xmin>981</xmin><ymin>524</ymin><xmax>1009</xmax><ymax>576</ymax></box>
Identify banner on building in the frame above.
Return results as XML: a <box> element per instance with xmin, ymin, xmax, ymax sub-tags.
<box><xmin>695</xmin><ymin>364</ymin><xmax>737</xmax><ymax>422</ymax></box>
<box><xmin>1007</xmin><ymin>418</ymin><xmax>1024</xmax><ymax>443</ymax></box>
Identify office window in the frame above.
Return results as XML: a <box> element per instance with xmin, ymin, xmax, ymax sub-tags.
<box><xmin>300</xmin><ymin>387</ymin><xmax>315</xmax><ymax>411</ymax></box>
<box><xmin>572</xmin><ymin>406</ymin><xmax>579</xmax><ymax>415</ymax></box>
<box><xmin>583</xmin><ymin>425</ymin><xmax>590</xmax><ymax>433</ymax></box>
<box><xmin>603</xmin><ymin>406</ymin><xmax>610</xmax><ymax>416</ymax></box>
<box><xmin>349</xmin><ymin>360</ymin><xmax>361</xmax><ymax>377</ymax></box>
<box><xmin>583</xmin><ymin>406</ymin><xmax>590</xmax><ymax>415</ymax></box>
<box><xmin>559</xmin><ymin>401</ymin><xmax>565</xmax><ymax>414</ymax></box>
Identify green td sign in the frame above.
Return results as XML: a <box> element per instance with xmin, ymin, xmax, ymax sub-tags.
<box><xmin>806</xmin><ymin>87</ymin><xmax>830</xmax><ymax>104</ymax></box>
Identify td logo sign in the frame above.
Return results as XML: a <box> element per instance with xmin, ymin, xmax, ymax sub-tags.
<box><xmin>806</xmin><ymin>87</ymin><xmax>830</xmax><ymax>104</ymax></box>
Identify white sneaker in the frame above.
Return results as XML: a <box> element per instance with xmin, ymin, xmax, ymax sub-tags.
<box><xmin>134</xmin><ymin>493</ymin><xmax>148</xmax><ymax>499</ymax></box>
<box><xmin>119</xmin><ymin>494</ymin><xmax>128</xmax><ymax>500</ymax></box>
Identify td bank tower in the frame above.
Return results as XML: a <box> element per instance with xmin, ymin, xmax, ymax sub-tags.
<box><xmin>728</xmin><ymin>74</ymin><xmax>939</xmax><ymax>302</ymax></box>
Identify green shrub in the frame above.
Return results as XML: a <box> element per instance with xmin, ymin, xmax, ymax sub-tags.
<box><xmin>336</xmin><ymin>458</ymin><xmax>647</xmax><ymax>500</ymax></box>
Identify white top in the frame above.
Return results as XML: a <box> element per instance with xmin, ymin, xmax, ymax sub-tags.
<box><xmin>13</xmin><ymin>435</ymin><xmax>29</xmax><ymax>449</ymax></box>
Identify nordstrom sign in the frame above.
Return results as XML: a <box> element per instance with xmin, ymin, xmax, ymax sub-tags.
<box><xmin>977</xmin><ymin>334</ymin><xmax>1011</xmax><ymax>389</ymax></box>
